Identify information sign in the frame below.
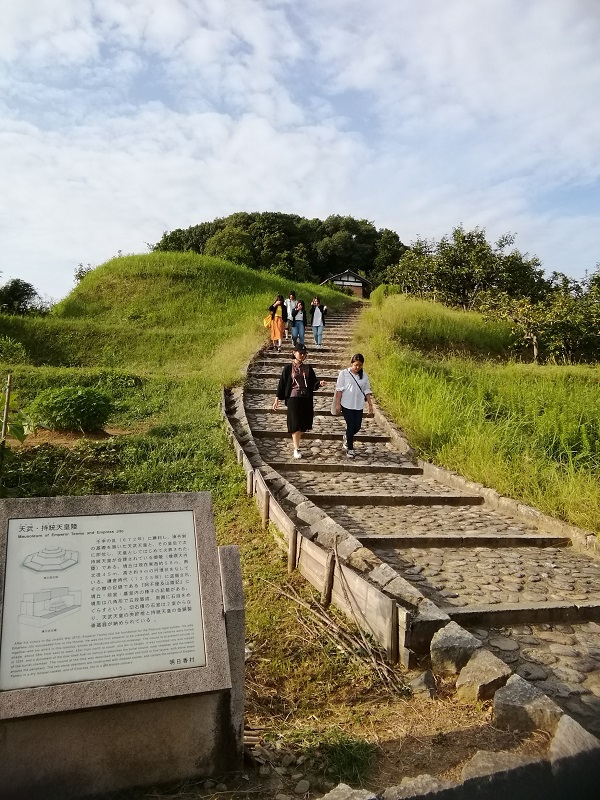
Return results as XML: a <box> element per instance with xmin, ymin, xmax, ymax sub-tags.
<box><xmin>0</xmin><ymin>510</ymin><xmax>205</xmax><ymax>690</ymax></box>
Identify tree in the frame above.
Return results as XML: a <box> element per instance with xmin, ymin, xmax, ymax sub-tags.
<box><xmin>203</xmin><ymin>226</ymin><xmax>256</xmax><ymax>268</ymax></box>
<box><xmin>0</xmin><ymin>279</ymin><xmax>41</xmax><ymax>315</ymax></box>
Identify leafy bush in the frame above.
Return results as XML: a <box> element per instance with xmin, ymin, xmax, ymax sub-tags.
<box><xmin>28</xmin><ymin>386</ymin><xmax>113</xmax><ymax>431</ymax></box>
<box><xmin>0</xmin><ymin>336</ymin><xmax>29</xmax><ymax>364</ymax></box>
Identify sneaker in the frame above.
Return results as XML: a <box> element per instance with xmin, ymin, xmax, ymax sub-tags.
<box><xmin>293</xmin><ymin>449</ymin><xmax>302</xmax><ymax>459</ymax></box>
<box><xmin>346</xmin><ymin>449</ymin><xmax>356</xmax><ymax>459</ymax></box>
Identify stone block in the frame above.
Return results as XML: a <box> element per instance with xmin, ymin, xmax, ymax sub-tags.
<box><xmin>346</xmin><ymin>547</ymin><xmax>381</xmax><ymax>573</ymax></box>
<box><xmin>382</xmin><ymin>774</ymin><xmax>454</xmax><ymax>799</ymax></box>
<box><xmin>409</xmin><ymin>600</ymin><xmax>451</xmax><ymax>654</ymax></box>
<box><xmin>456</xmin><ymin>649</ymin><xmax>512</xmax><ymax>703</ymax></box>
<box><xmin>548</xmin><ymin>713</ymin><xmax>600</xmax><ymax>762</ymax></box>
<box><xmin>494</xmin><ymin>674</ymin><xmax>563</xmax><ymax>733</ymax></box>
<box><xmin>320</xmin><ymin>784</ymin><xmax>378</xmax><ymax>800</ymax></box>
<box><xmin>335</xmin><ymin>534</ymin><xmax>363</xmax><ymax>560</ymax></box>
<box><xmin>384</xmin><ymin>575</ymin><xmax>424</xmax><ymax>608</ymax></box>
<box><xmin>461</xmin><ymin>750</ymin><xmax>540</xmax><ymax>781</ymax></box>
<box><xmin>294</xmin><ymin>500</ymin><xmax>325</xmax><ymax>526</ymax></box>
<box><xmin>430</xmin><ymin>621</ymin><xmax>482</xmax><ymax>675</ymax></box>
<box><xmin>369</xmin><ymin>562</ymin><xmax>398</xmax><ymax>588</ymax></box>
<box><xmin>409</xmin><ymin>670</ymin><xmax>436</xmax><ymax>697</ymax></box>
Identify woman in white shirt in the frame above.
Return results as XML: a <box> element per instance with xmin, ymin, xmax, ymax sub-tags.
<box><xmin>309</xmin><ymin>296</ymin><xmax>327</xmax><ymax>348</ymax></box>
<box><xmin>335</xmin><ymin>353</ymin><xmax>374</xmax><ymax>458</ymax></box>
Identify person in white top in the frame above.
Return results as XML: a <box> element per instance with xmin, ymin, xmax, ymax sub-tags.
<box><xmin>284</xmin><ymin>291</ymin><xmax>297</xmax><ymax>340</ymax></box>
<box><xmin>309</xmin><ymin>296</ymin><xmax>327</xmax><ymax>348</ymax></box>
<box><xmin>335</xmin><ymin>353</ymin><xmax>374</xmax><ymax>458</ymax></box>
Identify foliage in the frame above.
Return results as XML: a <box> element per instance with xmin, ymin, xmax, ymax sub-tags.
<box><xmin>0</xmin><ymin>278</ymin><xmax>43</xmax><ymax>315</ymax></box>
<box><xmin>204</xmin><ymin>225</ymin><xmax>256</xmax><ymax>268</ymax></box>
<box><xmin>154</xmin><ymin>211</ymin><xmax>407</xmax><ymax>286</ymax></box>
<box><xmin>0</xmin><ymin>336</ymin><xmax>29</xmax><ymax>364</ymax></box>
<box><xmin>479</xmin><ymin>270</ymin><xmax>600</xmax><ymax>363</ymax></box>
<box><xmin>28</xmin><ymin>386</ymin><xmax>113</xmax><ymax>431</ymax></box>
<box><xmin>356</xmin><ymin>295</ymin><xmax>600</xmax><ymax>533</ymax></box>
<box><xmin>384</xmin><ymin>227</ymin><xmax>549</xmax><ymax>309</ymax></box>
<box><xmin>74</xmin><ymin>263</ymin><xmax>93</xmax><ymax>283</ymax></box>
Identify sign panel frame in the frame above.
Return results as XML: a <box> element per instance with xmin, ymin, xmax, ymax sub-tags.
<box><xmin>0</xmin><ymin>493</ymin><xmax>232</xmax><ymax>720</ymax></box>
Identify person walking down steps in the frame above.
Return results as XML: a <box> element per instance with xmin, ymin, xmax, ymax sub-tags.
<box><xmin>335</xmin><ymin>353</ymin><xmax>374</xmax><ymax>459</ymax></box>
<box><xmin>284</xmin><ymin>291</ymin><xmax>297</xmax><ymax>341</ymax></box>
<box><xmin>268</xmin><ymin>294</ymin><xmax>287</xmax><ymax>352</ymax></box>
<box><xmin>273</xmin><ymin>345</ymin><xmax>326</xmax><ymax>460</ymax></box>
<box><xmin>309</xmin><ymin>296</ymin><xmax>327</xmax><ymax>348</ymax></box>
<box><xmin>290</xmin><ymin>299</ymin><xmax>307</xmax><ymax>349</ymax></box>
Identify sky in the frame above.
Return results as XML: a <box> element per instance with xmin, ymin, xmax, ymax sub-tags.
<box><xmin>1</xmin><ymin>0</ymin><xmax>599</xmax><ymax>302</ymax></box>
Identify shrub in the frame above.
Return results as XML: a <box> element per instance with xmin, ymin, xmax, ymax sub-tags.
<box><xmin>28</xmin><ymin>386</ymin><xmax>113</xmax><ymax>431</ymax></box>
<box><xmin>0</xmin><ymin>336</ymin><xmax>29</xmax><ymax>364</ymax></box>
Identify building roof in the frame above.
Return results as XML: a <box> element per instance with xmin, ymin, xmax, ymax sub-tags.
<box><xmin>320</xmin><ymin>270</ymin><xmax>371</xmax><ymax>286</ymax></box>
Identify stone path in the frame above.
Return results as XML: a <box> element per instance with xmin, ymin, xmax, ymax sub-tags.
<box><xmin>230</xmin><ymin>308</ymin><xmax>600</xmax><ymax>738</ymax></box>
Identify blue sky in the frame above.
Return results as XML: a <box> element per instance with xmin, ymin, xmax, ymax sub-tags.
<box><xmin>1</xmin><ymin>0</ymin><xmax>599</xmax><ymax>301</ymax></box>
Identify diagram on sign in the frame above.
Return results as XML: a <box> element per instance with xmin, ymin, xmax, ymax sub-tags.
<box><xmin>18</xmin><ymin>587</ymin><xmax>82</xmax><ymax>627</ymax></box>
<box><xmin>22</xmin><ymin>546</ymin><xmax>79</xmax><ymax>572</ymax></box>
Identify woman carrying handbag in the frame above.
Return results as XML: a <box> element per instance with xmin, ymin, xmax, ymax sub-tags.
<box><xmin>334</xmin><ymin>353</ymin><xmax>374</xmax><ymax>459</ymax></box>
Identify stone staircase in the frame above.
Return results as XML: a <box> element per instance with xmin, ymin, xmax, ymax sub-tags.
<box><xmin>226</xmin><ymin>307</ymin><xmax>600</xmax><ymax>740</ymax></box>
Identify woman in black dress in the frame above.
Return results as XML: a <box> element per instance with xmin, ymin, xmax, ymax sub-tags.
<box><xmin>273</xmin><ymin>345</ymin><xmax>326</xmax><ymax>459</ymax></box>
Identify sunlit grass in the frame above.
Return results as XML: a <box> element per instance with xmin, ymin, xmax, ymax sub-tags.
<box><xmin>357</xmin><ymin>296</ymin><xmax>600</xmax><ymax>533</ymax></box>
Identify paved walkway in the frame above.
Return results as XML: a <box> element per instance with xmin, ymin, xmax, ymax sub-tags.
<box><xmin>235</xmin><ymin>308</ymin><xmax>600</xmax><ymax>738</ymax></box>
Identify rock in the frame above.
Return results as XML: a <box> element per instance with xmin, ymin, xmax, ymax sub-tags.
<box><xmin>259</xmin><ymin>765</ymin><xmax>271</xmax><ymax>776</ymax></box>
<box><xmin>549</xmin><ymin>714</ymin><xmax>600</xmax><ymax>762</ymax></box>
<box><xmin>494</xmin><ymin>674</ymin><xmax>563</xmax><ymax>733</ymax></box>
<box><xmin>461</xmin><ymin>749</ymin><xmax>540</xmax><ymax>780</ymax></box>
<box><xmin>295</xmin><ymin>501</ymin><xmax>326</xmax><ymax>526</ymax></box>
<box><xmin>430</xmin><ymin>621</ymin><xmax>482</xmax><ymax>675</ymax></box>
<box><xmin>276</xmin><ymin>795</ymin><xmax>293</xmax><ymax>800</ymax></box>
<box><xmin>409</xmin><ymin>669</ymin><xmax>436</xmax><ymax>696</ymax></box>
<box><xmin>347</xmin><ymin>547</ymin><xmax>381</xmax><ymax>573</ymax></box>
<box><xmin>294</xmin><ymin>779</ymin><xmax>310</xmax><ymax>795</ymax></box>
<box><xmin>370</xmin><ymin>562</ymin><xmax>400</xmax><ymax>588</ymax></box>
<box><xmin>382</xmin><ymin>773</ymin><xmax>452</xmax><ymax>798</ymax></box>
<box><xmin>281</xmin><ymin>753</ymin><xmax>296</xmax><ymax>767</ymax></box>
<box><xmin>488</xmin><ymin>635</ymin><xmax>520</xmax><ymax>652</ymax></box>
<box><xmin>456</xmin><ymin>649</ymin><xmax>512</xmax><ymax>703</ymax></box>
<box><xmin>216</xmin><ymin>784</ymin><xmax>228</xmax><ymax>792</ymax></box>
<box><xmin>319</xmin><ymin>784</ymin><xmax>378</xmax><ymax>800</ymax></box>
<box><xmin>384</xmin><ymin>575</ymin><xmax>424</xmax><ymax>606</ymax></box>
<box><xmin>516</xmin><ymin>662</ymin><xmax>548</xmax><ymax>681</ymax></box>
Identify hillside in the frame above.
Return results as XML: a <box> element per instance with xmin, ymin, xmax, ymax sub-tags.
<box><xmin>355</xmin><ymin>292</ymin><xmax>600</xmax><ymax>533</ymax></box>
<box><xmin>1</xmin><ymin>252</ymin><xmax>350</xmax><ymax>374</ymax></box>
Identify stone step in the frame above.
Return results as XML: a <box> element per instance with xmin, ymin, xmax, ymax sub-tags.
<box><xmin>268</xmin><ymin>461</ymin><xmax>422</xmax><ymax>475</ymax></box>
<box><xmin>371</xmin><ymin>544</ymin><xmax>600</xmax><ymax>611</ymax></box>
<box><xmin>260</xmin><ymin>407</ymin><xmax>375</xmax><ymax>418</ymax></box>
<box><xmin>245</xmin><ymin>384</ymin><xmax>337</xmax><ymax>396</ymax></box>
<box><xmin>255</xmin><ymin>438</ymin><xmax>419</xmax><ymax>468</ymax></box>
<box><xmin>444</xmin><ymin>601</ymin><xmax>600</xmax><ymax>627</ymax></box>
<box><xmin>252</xmin><ymin>429</ymin><xmax>390</xmax><ymax>442</ymax></box>
<box><xmin>248</xmin><ymin>370</ymin><xmax>341</xmax><ymax>381</ymax></box>
<box><xmin>357</xmin><ymin>533</ymin><xmax>571</xmax><ymax>548</ymax></box>
<box><xmin>306</xmin><ymin>493</ymin><xmax>484</xmax><ymax>507</ymax></box>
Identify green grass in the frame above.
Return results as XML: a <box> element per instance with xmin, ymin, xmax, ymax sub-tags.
<box><xmin>357</xmin><ymin>294</ymin><xmax>600</xmax><ymax>533</ymax></box>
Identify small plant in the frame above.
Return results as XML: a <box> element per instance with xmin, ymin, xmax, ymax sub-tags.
<box><xmin>0</xmin><ymin>336</ymin><xmax>29</xmax><ymax>364</ymax></box>
<box><xmin>28</xmin><ymin>386</ymin><xmax>113</xmax><ymax>432</ymax></box>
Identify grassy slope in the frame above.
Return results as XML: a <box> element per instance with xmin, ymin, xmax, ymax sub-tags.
<box><xmin>356</xmin><ymin>292</ymin><xmax>600</xmax><ymax>533</ymax></box>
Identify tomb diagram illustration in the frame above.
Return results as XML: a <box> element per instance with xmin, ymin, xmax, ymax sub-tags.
<box><xmin>22</xmin><ymin>546</ymin><xmax>79</xmax><ymax>572</ymax></box>
<box><xmin>18</xmin><ymin>587</ymin><xmax>82</xmax><ymax>627</ymax></box>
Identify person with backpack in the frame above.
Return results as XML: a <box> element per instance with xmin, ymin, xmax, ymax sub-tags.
<box><xmin>334</xmin><ymin>353</ymin><xmax>373</xmax><ymax>459</ymax></box>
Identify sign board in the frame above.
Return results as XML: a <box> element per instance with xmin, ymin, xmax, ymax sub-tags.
<box><xmin>0</xmin><ymin>493</ymin><xmax>233</xmax><ymax>720</ymax></box>
<box><xmin>1</xmin><ymin>510</ymin><xmax>205</xmax><ymax>690</ymax></box>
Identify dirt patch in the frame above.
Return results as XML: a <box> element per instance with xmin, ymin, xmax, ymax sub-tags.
<box><xmin>7</xmin><ymin>426</ymin><xmax>133</xmax><ymax>449</ymax></box>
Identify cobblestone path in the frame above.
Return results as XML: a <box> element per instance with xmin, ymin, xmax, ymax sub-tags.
<box><xmin>232</xmin><ymin>309</ymin><xmax>600</xmax><ymax>738</ymax></box>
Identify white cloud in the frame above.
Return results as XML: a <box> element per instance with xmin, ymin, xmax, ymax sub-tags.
<box><xmin>0</xmin><ymin>0</ymin><xmax>599</xmax><ymax>300</ymax></box>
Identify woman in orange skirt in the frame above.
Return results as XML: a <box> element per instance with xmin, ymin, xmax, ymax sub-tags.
<box><xmin>268</xmin><ymin>294</ymin><xmax>287</xmax><ymax>352</ymax></box>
